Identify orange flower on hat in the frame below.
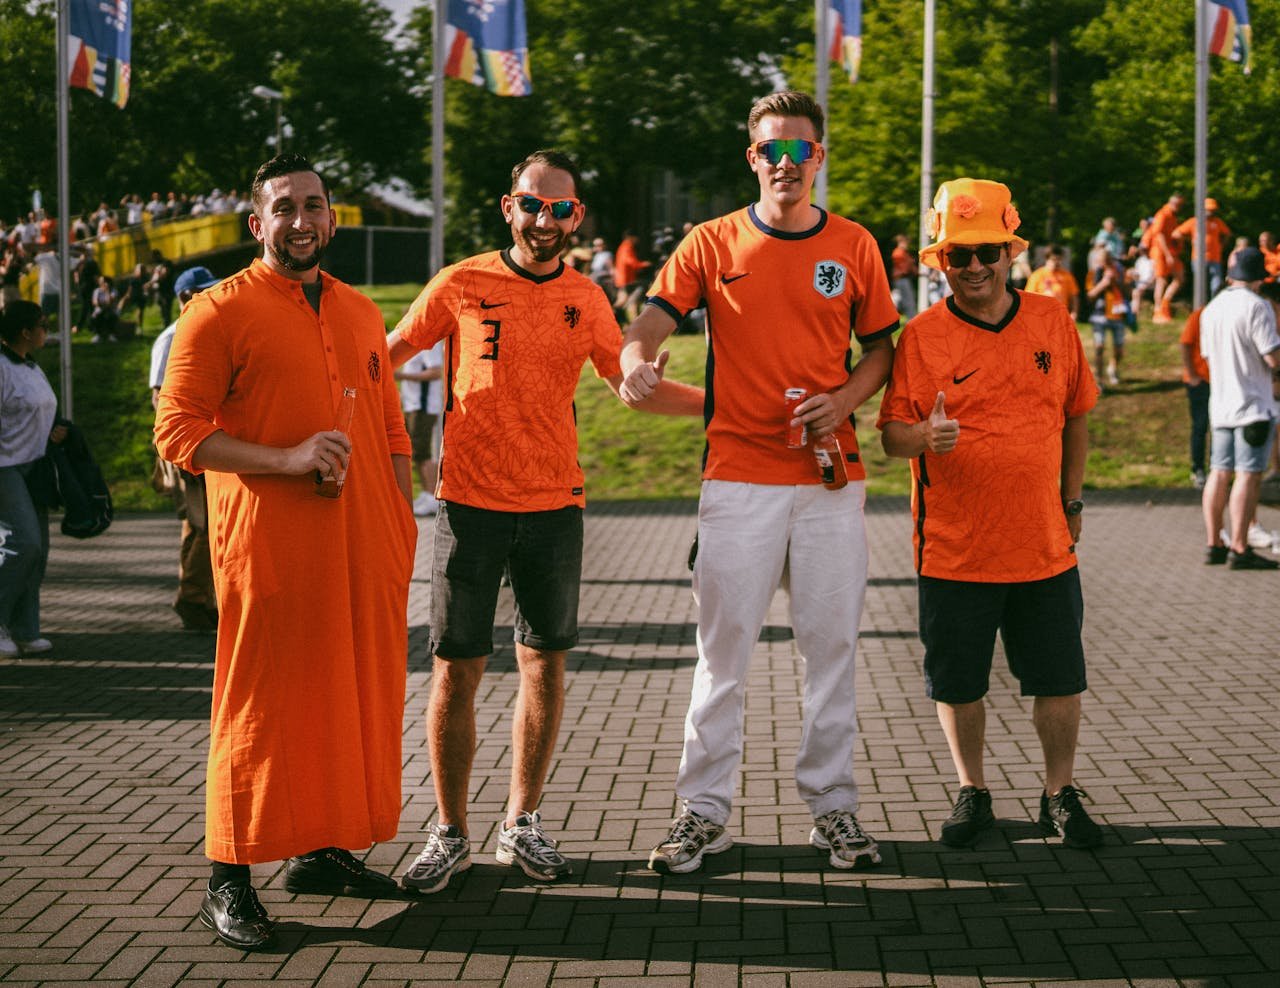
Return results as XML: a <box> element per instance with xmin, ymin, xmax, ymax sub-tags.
<box><xmin>926</xmin><ymin>208</ymin><xmax>941</xmax><ymax>240</ymax></box>
<box><xmin>1003</xmin><ymin>203</ymin><xmax>1021</xmax><ymax>233</ymax></box>
<box><xmin>952</xmin><ymin>195</ymin><xmax>982</xmax><ymax>219</ymax></box>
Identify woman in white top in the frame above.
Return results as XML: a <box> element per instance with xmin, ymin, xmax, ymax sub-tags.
<box><xmin>0</xmin><ymin>300</ymin><xmax>66</xmax><ymax>656</ymax></box>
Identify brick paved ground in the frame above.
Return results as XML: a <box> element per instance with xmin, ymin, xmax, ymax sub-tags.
<box><xmin>2</xmin><ymin>491</ymin><xmax>1278</xmax><ymax>986</ymax></box>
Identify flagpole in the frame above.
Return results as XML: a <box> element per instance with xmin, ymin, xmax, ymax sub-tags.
<box><xmin>430</xmin><ymin>0</ymin><xmax>446</xmax><ymax>277</ymax></box>
<box><xmin>917</xmin><ymin>0</ymin><xmax>935</xmax><ymax>314</ymax></box>
<box><xmin>814</xmin><ymin>0</ymin><xmax>829</xmax><ymax>210</ymax></box>
<box><xmin>1193</xmin><ymin>0</ymin><xmax>1208</xmax><ymax>310</ymax></box>
<box><xmin>56</xmin><ymin>0</ymin><xmax>73</xmax><ymax>419</ymax></box>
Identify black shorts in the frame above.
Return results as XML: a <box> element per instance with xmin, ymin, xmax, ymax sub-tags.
<box><xmin>429</xmin><ymin>501</ymin><xmax>583</xmax><ymax>657</ymax></box>
<box><xmin>919</xmin><ymin>567</ymin><xmax>1086</xmax><ymax>704</ymax></box>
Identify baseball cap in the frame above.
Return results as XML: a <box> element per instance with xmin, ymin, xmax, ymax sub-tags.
<box><xmin>1228</xmin><ymin>247</ymin><xmax>1266</xmax><ymax>283</ymax></box>
<box><xmin>174</xmin><ymin>266</ymin><xmax>220</xmax><ymax>297</ymax></box>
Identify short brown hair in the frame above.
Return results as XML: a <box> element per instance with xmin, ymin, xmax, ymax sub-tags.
<box><xmin>747</xmin><ymin>91</ymin><xmax>825</xmax><ymax>141</ymax></box>
<box><xmin>510</xmin><ymin>149</ymin><xmax>582</xmax><ymax>199</ymax></box>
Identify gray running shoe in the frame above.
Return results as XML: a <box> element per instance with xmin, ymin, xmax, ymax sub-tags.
<box><xmin>496</xmin><ymin>811</ymin><xmax>572</xmax><ymax>881</ymax></box>
<box><xmin>810</xmin><ymin>810</ymin><xmax>882</xmax><ymax>869</ymax></box>
<box><xmin>401</xmin><ymin>823</ymin><xmax>471</xmax><ymax>893</ymax></box>
<box><xmin>648</xmin><ymin>810</ymin><xmax>732</xmax><ymax>874</ymax></box>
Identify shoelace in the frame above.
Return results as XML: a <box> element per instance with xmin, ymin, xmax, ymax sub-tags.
<box><xmin>666</xmin><ymin>812</ymin><xmax>713</xmax><ymax>848</ymax></box>
<box><xmin>824</xmin><ymin>812</ymin><xmax>869</xmax><ymax>848</ymax></box>
<box><xmin>510</xmin><ymin>821</ymin><xmax>562</xmax><ymax>863</ymax></box>
<box><xmin>1053</xmin><ymin>786</ymin><xmax>1089</xmax><ymax>813</ymax></box>
<box><xmin>412</xmin><ymin>829</ymin><xmax>464</xmax><ymax>870</ymax></box>
<box><xmin>222</xmin><ymin>883</ymin><xmax>270</xmax><ymax>921</ymax></box>
<box><xmin>953</xmin><ymin>788</ymin><xmax>982</xmax><ymax>817</ymax></box>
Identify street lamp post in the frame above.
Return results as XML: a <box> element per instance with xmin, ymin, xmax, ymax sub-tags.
<box><xmin>251</xmin><ymin>85</ymin><xmax>284</xmax><ymax>151</ymax></box>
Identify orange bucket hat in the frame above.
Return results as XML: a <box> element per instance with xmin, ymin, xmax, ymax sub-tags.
<box><xmin>919</xmin><ymin>178</ymin><xmax>1029</xmax><ymax>271</ymax></box>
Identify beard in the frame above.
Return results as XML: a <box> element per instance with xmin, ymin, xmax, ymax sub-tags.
<box><xmin>268</xmin><ymin>237</ymin><xmax>327</xmax><ymax>273</ymax></box>
<box><xmin>512</xmin><ymin>224</ymin><xmax>569</xmax><ymax>263</ymax></box>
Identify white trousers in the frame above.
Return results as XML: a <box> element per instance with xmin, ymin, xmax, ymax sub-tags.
<box><xmin>676</xmin><ymin>479</ymin><xmax>869</xmax><ymax>826</ymax></box>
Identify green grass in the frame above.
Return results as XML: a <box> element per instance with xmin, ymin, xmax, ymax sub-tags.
<box><xmin>35</xmin><ymin>285</ymin><xmax>1197</xmax><ymax>511</ymax></box>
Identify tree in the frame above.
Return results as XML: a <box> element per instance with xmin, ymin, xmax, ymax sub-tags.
<box><xmin>0</xmin><ymin>0</ymin><xmax>424</xmax><ymax>219</ymax></box>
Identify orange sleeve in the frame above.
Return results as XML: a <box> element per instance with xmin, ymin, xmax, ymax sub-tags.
<box><xmin>395</xmin><ymin>267</ymin><xmax>459</xmax><ymax>351</ymax></box>
<box><xmin>153</xmin><ymin>295</ymin><xmax>233</xmax><ymax>474</ymax></box>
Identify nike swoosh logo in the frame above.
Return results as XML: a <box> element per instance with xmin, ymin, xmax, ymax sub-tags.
<box><xmin>952</xmin><ymin>369</ymin><xmax>979</xmax><ymax>384</ymax></box>
<box><xmin>479</xmin><ymin>299</ymin><xmax>509</xmax><ymax>309</ymax></box>
<box><xmin>720</xmin><ymin>273</ymin><xmax>750</xmax><ymax>284</ymax></box>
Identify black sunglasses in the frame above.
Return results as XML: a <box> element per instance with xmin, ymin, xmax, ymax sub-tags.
<box><xmin>945</xmin><ymin>244</ymin><xmax>1006</xmax><ymax>268</ymax></box>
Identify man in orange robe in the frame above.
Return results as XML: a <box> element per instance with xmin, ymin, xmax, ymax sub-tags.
<box><xmin>154</xmin><ymin>153</ymin><xmax>417</xmax><ymax>951</ymax></box>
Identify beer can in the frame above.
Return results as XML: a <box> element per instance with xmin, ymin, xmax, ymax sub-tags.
<box><xmin>785</xmin><ymin>388</ymin><xmax>808</xmax><ymax>448</ymax></box>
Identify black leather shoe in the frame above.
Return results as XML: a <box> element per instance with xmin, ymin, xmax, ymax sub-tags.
<box><xmin>198</xmin><ymin>882</ymin><xmax>276</xmax><ymax>951</ymax></box>
<box><xmin>283</xmin><ymin>847</ymin><xmax>399</xmax><ymax>897</ymax></box>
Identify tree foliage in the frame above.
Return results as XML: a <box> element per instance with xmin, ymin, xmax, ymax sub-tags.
<box><xmin>0</xmin><ymin>0</ymin><xmax>422</xmax><ymax>218</ymax></box>
<box><xmin>3</xmin><ymin>0</ymin><xmax>1279</xmax><ymax>256</ymax></box>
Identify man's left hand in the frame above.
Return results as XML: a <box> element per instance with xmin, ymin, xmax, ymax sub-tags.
<box><xmin>1067</xmin><ymin>514</ymin><xmax>1082</xmax><ymax>546</ymax></box>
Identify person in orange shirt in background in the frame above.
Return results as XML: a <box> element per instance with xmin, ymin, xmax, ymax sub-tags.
<box><xmin>1145</xmin><ymin>193</ymin><xmax>1184</xmax><ymax>323</ymax></box>
<box><xmin>891</xmin><ymin>232</ymin><xmax>919</xmax><ymax>319</ymax></box>
<box><xmin>878</xmin><ymin>177</ymin><xmax>1103</xmax><ymax>851</ymax></box>
<box><xmin>1259</xmin><ymin>231</ymin><xmax>1280</xmax><ymax>279</ymax></box>
<box><xmin>1025</xmin><ymin>245</ymin><xmax>1080</xmax><ymax>319</ymax></box>
<box><xmin>612</xmin><ymin>230</ymin><xmax>651</xmax><ymax>322</ymax></box>
<box><xmin>388</xmin><ymin>150</ymin><xmax>702</xmax><ymax>895</ymax></box>
<box><xmin>1174</xmin><ymin>198</ymin><xmax>1232</xmax><ymax>298</ymax></box>
<box><xmin>1180</xmin><ymin>307</ymin><xmax>1211</xmax><ymax>490</ymax></box>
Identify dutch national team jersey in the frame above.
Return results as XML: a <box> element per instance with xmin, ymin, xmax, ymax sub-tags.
<box><xmin>396</xmin><ymin>249</ymin><xmax>621</xmax><ymax>512</ymax></box>
<box><xmin>877</xmin><ymin>291</ymin><xmax>1099</xmax><ymax>583</ymax></box>
<box><xmin>647</xmin><ymin>205</ymin><xmax>899</xmax><ymax>485</ymax></box>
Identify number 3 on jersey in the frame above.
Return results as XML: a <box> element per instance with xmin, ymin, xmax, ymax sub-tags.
<box><xmin>481</xmin><ymin>318</ymin><xmax>500</xmax><ymax>361</ymax></box>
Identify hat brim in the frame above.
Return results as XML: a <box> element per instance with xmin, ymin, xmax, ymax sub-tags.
<box><xmin>920</xmin><ymin>234</ymin><xmax>1029</xmax><ymax>271</ymax></box>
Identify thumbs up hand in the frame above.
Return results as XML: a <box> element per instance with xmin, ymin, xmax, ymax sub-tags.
<box><xmin>924</xmin><ymin>390</ymin><xmax>959</xmax><ymax>454</ymax></box>
<box><xmin>619</xmin><ymin>348</ymin><xmax>670</xmax><ymax>405</ymax></box>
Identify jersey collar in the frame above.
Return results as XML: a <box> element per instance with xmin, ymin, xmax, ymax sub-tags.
<box><xmin>747</xmin><ymin>203</ymin><xmax>828</xmax><ymax>241</ymax></box>
<box><xmin>501</xmin><ymin>248</ymin><xmax>564</xmax><ymax>284</ymax></box>
<box><xmin>946</xmin><ymin>287</ymin><xmax>1021</xmax><ymax>333</ymax></box>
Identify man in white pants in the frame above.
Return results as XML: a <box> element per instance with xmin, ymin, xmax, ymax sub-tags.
<box><xmin>620</xmin><ymin>91</ymin><xmax>898</xmax><ymax>873</ymax></box>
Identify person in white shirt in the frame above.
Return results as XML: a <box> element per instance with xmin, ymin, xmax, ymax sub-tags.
<box><xmin>394</xmin><ymin>340</ymin><xmax>444</xmax><ymax>516</ymax></box>
<box><xmin>1199</xmin><ymin>247</ymin><xmax>1280</xmax><ymax>569</ymax></box>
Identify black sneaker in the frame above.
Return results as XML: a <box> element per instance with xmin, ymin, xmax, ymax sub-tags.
<box><xmin>1228</xmin><ymin>547</ymin><xmax>1279</xmax><ymax>570</ymax></box>
<box><xmin>283</xmin><ymin>847</ymin><xmax>399</xmax><ymax>897</ymax></box>
<box><xmin>1205</xmin><ymin>545</ymin><xmax>1229</xmax><ymax>565</ymax></box>
<box><xmin>939</xmin><ymin>786</ymin><xmax>994</xmax><ymax>847</ymax></box>
<box><xmin>1039</xmin><ymin>785</ymin><xmax>1104</xmax><ymax>849</ymax></box>
<box><xmin>199</xmin><ymin>881</ymin><xmax>276</xmax><ymax>951</ymax></box>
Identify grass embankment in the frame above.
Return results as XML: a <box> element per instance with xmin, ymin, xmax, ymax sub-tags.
<box><xmin>36</xmin><ymin>284</ymin><xmax>1194</xmax><ymax>511</ymax></box>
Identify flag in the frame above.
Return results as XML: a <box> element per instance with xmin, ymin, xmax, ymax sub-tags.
<box><xmin>444</xmin><ymin>0</ymin><xmax>532</xmax><ymax>97</ymax></box>
<box><xmin>1206</xmin><ymin>0</ymin><xmax>1252</xmax><ymax>75</ymax></box>
<box><xmin>828</xmin><ymin>0</ymin><xmax>863</xmax><ymax>85</ymax></box>
<box><xmin>68</xmin><ymin>0</ymin><xmax>132</xmax><ymax>107</ymax></box>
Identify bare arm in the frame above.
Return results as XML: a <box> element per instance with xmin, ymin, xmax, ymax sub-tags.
<box><xmin>386</xmin><ymin>329</ymin><xmax>419</xmax><ymax>370</ymax></box>
<box><xmin>618</xmin><ymin>304</ymin><xmax>679</xmax><ymax>405</ymax></box>
<box><xmin>191</xmin><ymin>428</ymin><xmax>351</xmax><ymax>478</ymax></box>
<box><xmin>796</xmin><ymin>335</ymin><xmax>895</xmax><ymax>439</ymax></box>
<box><xmin>1060</xmin><ymin>413</ymin><xmax>1088</xmax><ymax>544</ymax></box>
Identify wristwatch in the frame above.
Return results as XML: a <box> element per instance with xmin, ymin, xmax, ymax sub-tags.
<box><xmin>1063</xmin><ymin>498</ymin><xmax>1085</xmax><ymax>517</ymax></box>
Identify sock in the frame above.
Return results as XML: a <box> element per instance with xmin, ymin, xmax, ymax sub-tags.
<box><xmin>209</xmin><ymin>861</ymin><xmax>250</xmax><ymax>889</ymax></box>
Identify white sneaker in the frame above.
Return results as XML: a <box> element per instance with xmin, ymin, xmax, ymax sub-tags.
<box><xmin>1106</xmin><ymin>366</ymin><xmax>1120</xmax><ymax>386</ymax></box>
<box><xmin>412</xmin><ymin>492</ymin><xmax>439</xmax><ymax>517</ymax></box>
<box><xmin>1247</xmin><ymin>523</ymin><xmax>1276</xmax><ymax>550</ymax></box>
<box><xmin>17</xmin><ymin>637</ymin><xmax>52</xmax><ymax>655</ymax></box>
<box><xmin>0</xmin><ymin>627</ymin><xmax>18</xmax><ymax>658</ymax></box>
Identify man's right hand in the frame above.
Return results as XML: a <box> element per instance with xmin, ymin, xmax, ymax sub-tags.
<box><xmin>281</xmin><ymin>430</ymin><xmax>351</xmax><ymax>477</ymax></box>
<box><xmin>922</xmin><ymin>391</ymin><xmax>959</xmax><ymax>454</ymax></box>
<box><xmin>618</xmin><ymin>349</ymin><xmax>670</xmax><ymax>406</ymax></box>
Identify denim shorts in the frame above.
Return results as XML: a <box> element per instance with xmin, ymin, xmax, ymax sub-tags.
<box><xmin>1210</xmin><ymin>422</ymin><xmax>1275</xmax><ymax>474</ymax></box>
<box><xmin>429</xmin><ymin>501</ymin><xmax>583</xmax><ymax>657</ymax></box>
<box><xmin>1089</xmin><ymin>316</ymin><xmax>1125</xmax><ymax>348</ymax></box>
<box><xmin>919</xmin><ymin>567</ymin><xmax>1086</xmax><ymax>704</ymax></box>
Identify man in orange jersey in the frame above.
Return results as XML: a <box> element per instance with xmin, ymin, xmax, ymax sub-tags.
<box><xmin>155</xmin><ymin>154</ymin><xmax>418</xmax><ymax>951</ymax></box>
<box><xmin>1145</xmin><ymin>193</ymin><xmax>1184</xmax><ymax>322</ymax></box>
<box><xmin>620</xmin><ymin>91</ymin><xmax>898</xmax><ymax>874</ymax></box>
<box><xmin>388</xmin><ymin>150</ymin><xmax>702</xmax><ymax>894</ymax></box>
<box><xmin>877</xmin><ymin>177</ymin><xmax>1103</xmax><ymax>850</ymax></box>
<box><xmin>1025</xmin><ymin>245</ymin><xmax>1080</xmax><ymax>319</ymax></box>
<box><xmin>1260</xmin><ymin>231</ymin><xmax>1280</xmax><ymax>279</ymax></box>
<box><xmin>1174</xmin><ymin>198</ymin><xmax>1232</xmax><ymax>298</ymax></box>
<box><xmin>1181</xmin><ymin>307</ymin><xmax>1212</xmax><ymax>489</ymax></box>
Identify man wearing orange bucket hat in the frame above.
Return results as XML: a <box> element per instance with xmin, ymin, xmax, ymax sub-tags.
<box><xmin>877</xmin><ymin>178</ymin><xmax>1104</xmax><ymax>850</ymax></box>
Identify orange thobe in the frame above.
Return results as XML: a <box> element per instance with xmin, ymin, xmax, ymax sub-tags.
<box><xmin>154</xmin><ymin>259</ymin><xmax>417</xmax><ymax>864</ymax></box>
